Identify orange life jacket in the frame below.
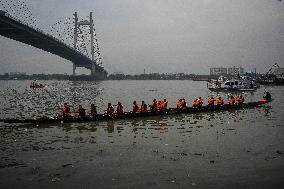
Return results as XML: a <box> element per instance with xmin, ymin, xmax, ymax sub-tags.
<box><xmin>151</xmin><ymin>100</ymin><xmax>158</xmax><ymax>110</ymax></box>
<box><xmin>63</xmin><ymin>106</ymin><xmax>70</xmax><ymax>117</ymax></box>
<box><xmin>259</xmin><ymin>98</ymin><xmax>268</xmax><ymax>103</ymax></box>
<box><xmin>193</xmin><ymin>99</ymin><xmax>198</xmax><ymax>107</ymax></box>
<box><xmin>140</xmin><ymin>104</ymin><xmax>147</xmax><ymax>112</ymax></box>
<box><xmin>107</xmin><ymin>106</ymin><xmax>114</xmax><ymax>116</ymax></box>
<box><xmin>133</xmin><ymin>104</ymin><xmax>139</xmax><ymax>112</ymax></box>
<box><xmin>194</xmin><ymin>99</ymin><xmax>202</xmax><ymax>107</ymax></box>
<box><xmin>228</xmin><ymin>98</ymin><xmax>235</xmax><ymax>105</ymax></box>
<box><xmin>177</xmin><ymin>100</ymin><xmax>184</xmax><ymax>109</ymax></box>
<box><xmin>237</xmin><ymin>96</ymin><xmax>245</xmax><ymax>104</ymax></box>
<box><xmin>217</xmin><ymin>98</ymin><xmax>223</xmax><ymax>105</ymax></box>
<box><xmin>162</xmin><ymin>101</ymin><xmax>168</xmax><ymax>109</ymax></box>
<box><xmin>157</xmin><ymin>101</ymin><xmax>163</xmax><ymax>110</ymax></box>
<box><xmin>116</xmin><ymin>104</ymin><xmax>124</xmax><ymax>115</ymax></box>
<box><xmin>208</xmin><ymin>98</ymin><xmax>214</xmax><ymax>105</ymax></box>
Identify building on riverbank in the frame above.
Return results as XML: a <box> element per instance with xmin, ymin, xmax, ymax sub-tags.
<box><xmin>210</xmin><ymin>67</ymin><xmax>228</xmax><ymax>76</ymax></box>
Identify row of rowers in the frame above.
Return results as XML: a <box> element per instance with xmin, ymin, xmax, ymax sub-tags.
<box><xmin>62</xmin><ymin>99</ymin><xmax>167</xmax><ymax>118</ymax></box>
<box><xmin>62</xmin><ymin>95</ymin><xmax>245</xmax><ymax>118</ymax></box>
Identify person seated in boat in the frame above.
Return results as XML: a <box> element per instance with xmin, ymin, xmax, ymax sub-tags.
<box><xmin>62</xmin><ymin>103</ymin><xmax>71</xmax><ymax>118</ymax></box>
<box><xmin>106</xmin><ymin>103</ymin><xmax>115</xmax><ymax>117</ymax></box>
<box><xmin>192</xmin><ymin>99</ymin><xmax>198</xmax><ymax>107</ymax></box>
<box><xmin>207</xmin><ymin>96</ymin><xmax>215</xmax><ymax>107</ymax></box>
<box><xmin>263</xmin><ymin>91</ymin><xmax>271</xmax><ymax>101</ymax></box>
<box><xmin>193</xmin><ymin>97</ymin><xmax>203</xmax><ymax>108</ymax></box>
<box><xmin>177</xmin><ymin>99</ymin><xmax>183</xmax><ymax>109</ymax></box>
<box><xmin>116</xmin><ymin>102</ymin><xmax>124</xmax><ymax>115</ymax></box>
<box><xmin>90</xmin><ymin>103</ymin><xmax>98</xmax><ymax>117</ymax></box>
<box><xmin>237</xmin><ymin>95</ymin><xmax>245</xmax><ymax>105</ymax></box>
<box><xmin>260</xmin><ymin>91</ymin><xmax>272</xmax><ymax>103</ymax></box>
<box><xmin>182</xmin><ymin>98</ymin><xmax>186</xmax><ymax>108</ymax></box>
<box><xmin>198</xmin><ymin>97</ymin><xmax>203</xmax><ymax>106</ymax></box>
<box><xmin>216</xmin><ymin>97</ymin><xmax>224</xmax><ymax>107</ymax></box>
<box><xmin>227</xmin><ymin>96</ymin><xmax>236</xmax><ymax>105</ymax></box>
<box><xmin>157</xmin><ymin>100</ymin><xmax>163</xmax><ymax>110</ymax></box>
<box><xmin>78</xmin><ymin>105</ymin><xmax>86</xmax><ymax>117</ymax></box>
<box><xmin>177</xmin><ymin>98</ymin><xmax>186</xmax><ymax>109</ymax></box>
<box><xmin>132</xmin><ymin>101</ymin><xmax>139</xmax><ymax>113</ymax></box>
<box><xmin>149</xmin><ymin>99</ymin><xmax>158</xmax><ymax>112</ymax></box>
<box><xmin>162</xmin><ymin>99</ymin><xmax>168</xmax><ymax>110</ymax></box>
<box><xmin>140</xmin><ymin>101</ymin><xmax>148</xmax><ymax>113</ymax></box>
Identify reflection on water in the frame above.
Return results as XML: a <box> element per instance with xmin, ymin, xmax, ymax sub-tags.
<box><xmin>106</xmin><ymin>121</ymin><xmax>115</xmax><ymax>133</ymax></box>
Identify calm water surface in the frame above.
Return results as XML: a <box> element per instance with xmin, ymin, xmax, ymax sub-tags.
<box><xmin>0</xmin><ymin>80</ymin><xmax>283</xmax><ymax>189</ymax></box>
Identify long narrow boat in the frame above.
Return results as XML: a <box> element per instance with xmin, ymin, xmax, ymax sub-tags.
<box><xmin>1</xmin><ymin>100</ymin><xmax>271</xmax><ymax>124</ymax></box>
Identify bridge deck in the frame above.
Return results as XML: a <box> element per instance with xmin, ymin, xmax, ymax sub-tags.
<box><xmin>0</xmin><ymin>11</ymin><xmax>105</xmax><ymax>72</ymax></box>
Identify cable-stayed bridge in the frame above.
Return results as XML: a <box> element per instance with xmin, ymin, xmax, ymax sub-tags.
<box><xmin>0</xmin><ymin>1</ymin><xmax>107</xmax><ymax>79</ymax></box>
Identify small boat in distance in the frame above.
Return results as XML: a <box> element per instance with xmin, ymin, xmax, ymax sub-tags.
<box><xmin>30</xmin><ymin>81</ymin><xmax>45</xmax><ymax>89</ymax></box>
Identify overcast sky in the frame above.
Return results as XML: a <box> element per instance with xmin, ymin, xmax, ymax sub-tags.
<box><xmin>0</xmin><ymin>0</ymin><xmax>283</xmax><ymax>75</ymax></box>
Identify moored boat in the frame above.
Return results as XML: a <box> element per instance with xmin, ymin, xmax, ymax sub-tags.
<box><xmin>207</xmin><ymin>76</ymin><xmax>259</xmax><ymax>92</ymax></box>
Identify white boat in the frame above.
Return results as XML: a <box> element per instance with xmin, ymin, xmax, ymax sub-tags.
<box><xmin>207</xmin><ymin>76</ymin><xmax>258</xmax><ymax>92</ymax></box>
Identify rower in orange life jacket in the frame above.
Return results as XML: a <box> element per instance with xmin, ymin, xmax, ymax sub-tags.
<box><xmin>193</xmin><ymin>97</ymin><xmax>203</xmax><ymax>108</ymax></box>
<box><xmin>140</xmin><ymin>101</ymin><xmax>148</xmax><ymax>113</ymax></box>
<box><xmin>157</xmin><ymin>100</ymin><xmax>162</xmax><ymax>110</ymax></box>
<box><xmin>162</xmin><ymin>99</ymin><xmax>168</xmax><ymax>110</ymax></box>
<box><xmin>106</xmin><ymin>103</ymin><xmax>114</xmax><ymax>117</ymax></box>
<box><xmin>116</xmin><ymin>102</ymin><xmax>124</xmax><ymax>115</ymax></box>
<box><xmin>198</xmin><ymin>97</ymin><xmax>203</xmax><ymax>106</ymax></box>
<box><xmin>177</xmin><ymin>99</ymin><xmax>183</xmax><ymax>109</ymax></box>
<box><xmin>150</xmin><ymin>99</ymin><xmax>158</xmax><ymax>112</ymax></box>
<box><xmin>157</xmin><ymin>99</ymin><xmax>168</xmax><ymax>110</ymax></box>
<box><xmin>78</xmin><ymin>105</ymin><xmax>86</xmax><ymax>117</ymax></box>
<box><xmin>216</xmin><ymin>97</ymin><xmax>224</xmax><ymax>106</ymax></box>
<box><xmin>192</xmin><ymin>99</ymin><xmax>198</xmax><ymax>107</ymax></box>
<box><xmin>228</xmin><ymin>96</ymin><xmax>236</xmax><ymax>105</ymax></box>
<box><xmin>177</xmin><ymin>98</ymin><xmax>186</xmax><ymax>109</ymax></box>
<box><xmin>62</xmin><ymin>103</ymin><xmax>71</xmax><ymax>118</ymax></box>
<box><xmin>207</xmin><ymin>97</ymin><xmax>215</xmax><ymax>106</ymax></box>
<box><xmin>132</xmin><ymin>101</ymin><xmax>139</xmax><ymax>113</ymax></box>
<box><xmin>90</xmin><ymin>103</ymin><xmax>97</xmax><ymax>117</ymax></box>
<box><xmin>237</xmin><ymin>95</ymin><xmax>245</xmax><ymax>105</ymax></box>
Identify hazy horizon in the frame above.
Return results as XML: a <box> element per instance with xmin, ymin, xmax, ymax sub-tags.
<box><xmin>0</xmin><ymin>0</ymin><xmax>283</xmax><ymax>75</ymax></box>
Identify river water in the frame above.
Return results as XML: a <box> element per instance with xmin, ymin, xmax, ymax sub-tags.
<box><xmin>0</xmin><ymin>80</ymin><xmax>283</xmax><ymax>189</ymax></box>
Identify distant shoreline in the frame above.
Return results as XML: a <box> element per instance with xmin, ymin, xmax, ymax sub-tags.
<box><xmin>0</xmin><ymin>73</ymin><xmax>247</xmax><ymax>81</ymax></box>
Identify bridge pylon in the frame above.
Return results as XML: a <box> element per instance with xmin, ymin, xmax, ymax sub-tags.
<box><xmin>73</xmin><ymin>11</ymin><xmax>101</xmax><ymax>76</ymax></box>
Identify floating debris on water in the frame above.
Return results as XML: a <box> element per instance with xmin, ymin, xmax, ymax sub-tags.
<box><xmin>193</xmin><ymin>153</ymin><xmax>203</xmax><ymax>156</ymax></box>
<box><xmin>62</xmin><ymin>163</ymin><xmax>73</xmax><ymax>168</ymax></box>
<box><xmin>191</xmin><ymin>182</ymin><xmax>197</xmax><ymax>186</ymax></box>
<box><xmin>50</xmin><ymin>174</ymin><xmax>61</xmax><ymax>182</ymax></box>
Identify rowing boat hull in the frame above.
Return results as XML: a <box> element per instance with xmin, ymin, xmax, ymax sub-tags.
<box><xmin>1</xmin><ymin>100</ymin><xmax>271</xmax><ymax>124</ymax></box>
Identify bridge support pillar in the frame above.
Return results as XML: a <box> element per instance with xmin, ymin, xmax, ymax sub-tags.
<box><xmin>91</xmin><ymin>64</ymin><xmax>96</xmax><ymax>76</ymax></box>
<box><xmin>73</xmin><ymin>63</ymin><xmax>76</xmax><ymax>76</ymax></box>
